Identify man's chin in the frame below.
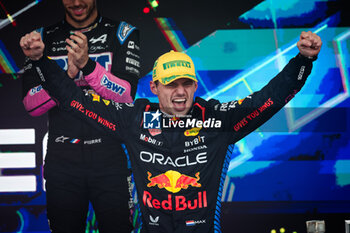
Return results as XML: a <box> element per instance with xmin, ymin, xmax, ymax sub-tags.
<box><xmin>68</xmin><ymin>14</ymin><xmax>88</xmax><ymax>23</ymax></box>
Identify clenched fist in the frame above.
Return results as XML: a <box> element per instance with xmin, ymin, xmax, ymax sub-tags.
<box><xmin>19</xmin><ymin>31</ymin><xmax>45</xmax><ymax>61</ymax></box>
<box><xmin>297</xmin><ymin>31</ymin><xmax>322</xmax><ymax>58</ymax></box>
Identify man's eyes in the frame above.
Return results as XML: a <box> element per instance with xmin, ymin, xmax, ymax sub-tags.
<box><xmin>166</xmin><ymin>81</ymin><xmax>194</xmax><ymax>88</ymax></box>
<box><xmin>183</xmin><ymin>81</ymin><xmax>194</xmax><ymax>86</ymax></box>
<box><xmin>167</xmin><ymin>83</ymin><xmax>177</xmax><ymax>87</ymax></box>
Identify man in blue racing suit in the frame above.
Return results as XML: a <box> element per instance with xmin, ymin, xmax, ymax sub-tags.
<box><xmin>20</xmin><ymin>31</ymin><xmax>321</xmax><ymax>233</ymax></box>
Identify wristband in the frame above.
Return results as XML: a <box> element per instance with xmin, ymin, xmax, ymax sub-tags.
<box><xmin>81</xmin><ymin>58</ymin><xmax>96</xmax><ymax>75</ymax></box>
<box><xmin>298</xmin><ymin>53</ymin><xmax>317</xmax><ymax>62</ymax></box>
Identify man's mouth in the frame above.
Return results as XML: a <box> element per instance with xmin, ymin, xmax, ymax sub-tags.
<box><xmin>172</xmin><ymin>98</ymin><xmax>186</xmax><ymax>104</ymax></box>
<box><xmin>172</xmin><ymin>98</ymin><xmax>187</xmax><ymax>111</ymax></box>
<box><xmin>71</xmin><ymin>6</ymin><xmax>86</xmax><ymax>16</ymax></box>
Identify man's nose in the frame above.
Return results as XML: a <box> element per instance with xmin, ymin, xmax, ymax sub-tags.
<box><xmin>175</xmin><ymin>84</ymin><xmax>186</xmax><ymax>95</ymax></box>
<box><xmin>71</xmin><ymin>0</ymin><xmax>82</xmax><ymax>6</ymax></box>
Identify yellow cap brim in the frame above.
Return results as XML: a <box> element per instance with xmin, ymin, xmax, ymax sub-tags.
<box><xmin>157</xmin><ymin>74</ymin><xmax>197</xmax><ymax>85</ymax></box>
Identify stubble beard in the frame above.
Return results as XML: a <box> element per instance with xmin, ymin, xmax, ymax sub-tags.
<box><xmin>65</xmin><ymin>0</ymin><xmax>96</xmax><ymax>25</ymax></box>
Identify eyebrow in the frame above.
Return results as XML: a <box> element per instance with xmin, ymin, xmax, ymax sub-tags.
<box><xmin>183</xmin><ymin>80</ymin><xmax>194</xmax><ymax>85</ymax></box>
<box><xmin>166</xmin><ymin>80</ymin><xmax>194</xmax><ymax>87</ymax></box>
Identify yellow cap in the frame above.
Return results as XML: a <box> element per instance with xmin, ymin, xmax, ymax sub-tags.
<box><xmin>152</xmin><ymin>50</ymin><xmax>197</xmax><ymax>85</ymax></box>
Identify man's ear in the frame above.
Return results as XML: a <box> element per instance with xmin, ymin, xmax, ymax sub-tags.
<box><xmin>150</xmin><ymin>81</ymin><xmax>158</xmax><ymax>96</ymax></box>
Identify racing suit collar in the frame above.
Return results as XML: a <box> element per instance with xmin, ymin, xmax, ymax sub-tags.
<box><xmin>192</xmin><ymin>97</ymin><xmax>207</xmax><ymax>121</ymax></box>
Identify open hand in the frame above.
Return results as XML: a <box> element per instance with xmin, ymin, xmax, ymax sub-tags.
<box><xmin>67</xmin><ymin>50</ymin><xmax>80</xmax><ymax>79</ymax></box>
<box><xmin>66</xmin><ymin>31</ymin><xmax>89</xmax><ymax>69</ymax></box>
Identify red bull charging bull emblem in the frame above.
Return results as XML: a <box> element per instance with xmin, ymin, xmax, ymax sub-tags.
<box><xmin>147</xmin><ymin>170</ymin><xmax>201</xmax><ymax>193</ymax></box>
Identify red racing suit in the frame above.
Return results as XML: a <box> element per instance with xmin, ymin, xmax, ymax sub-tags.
<box><xmin>21</xmin><ymin>16</ymin><xmax>140</xmax><ymax>232</ymax></box>
<box><xmin>30</xmin><ymin>54</ymin><xmax>314</xmax><ymax>233</ymax></box>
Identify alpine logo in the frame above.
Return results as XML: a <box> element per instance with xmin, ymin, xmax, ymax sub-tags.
<box><xmin>89</xmin><ymin>34</ymin><xmax>107</xmax><ymax>44</ymax></box>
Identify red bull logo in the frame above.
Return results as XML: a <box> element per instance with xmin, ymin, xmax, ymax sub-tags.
<box><xmin>147</xmin><ymin>170</ymin><xmax>201</xmax><ymax>193</ymax></box>
<box><xmin>145</xmin><ymin>171</ymin><xmax>206</xmax><ymax>211</ymax></box>
<box><xmin>175</xmin><ymin>172</ymin><xmax>201</xmax><ymax>189</ymax></box>
<box><xmin>147</xmin><ymin>172</ymin><xmax>171</xmax><ymax>189</ymax></box>
<box><xmin>143</xmin><ymin>190</ymin><xmax>207</xmax><ymax>211</ymax></box>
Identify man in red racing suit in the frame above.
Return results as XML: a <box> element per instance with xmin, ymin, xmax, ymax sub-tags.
<box><xmin>21</xmin><ymin>31</ymin><xmax>321</xmax><ymax>233</ymax></box>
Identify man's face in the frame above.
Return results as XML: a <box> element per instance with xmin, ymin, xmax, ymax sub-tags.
<box><xmin>150</xmin><ymin>78</ymin><xmax>198</xmax><ymax>116</ymax></box>
<box><xmin>62</xmin><ymin>0</ymin><xmax>97</xmax><ymax>25</ymax></box>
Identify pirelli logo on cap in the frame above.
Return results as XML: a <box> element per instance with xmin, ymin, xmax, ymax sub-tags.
<box><xmin>163</xmin><ymin>60</ymin><xmax>192</xmax><ymax>70</ymax></box>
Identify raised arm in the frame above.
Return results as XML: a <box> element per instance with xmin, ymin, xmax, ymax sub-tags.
<box><xmin>20</xmin><ymin>31</ymin><xmax>57</xmax><ymax>116</ymax></box>
<box><xmin>20</xmin><ymin>35</ymin><xmax>133</xmax><ymax>139</ymax></box>
<box><xmin>216</xmin><ymin>31</ymin><xmax>322</xmax><ymax>143</ymax></box>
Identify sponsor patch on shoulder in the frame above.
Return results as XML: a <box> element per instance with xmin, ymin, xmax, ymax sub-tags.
<box><xmin>117</xmin><ymin>21</ymin><xmax>136</xmax><ymax>45</ymax></box>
